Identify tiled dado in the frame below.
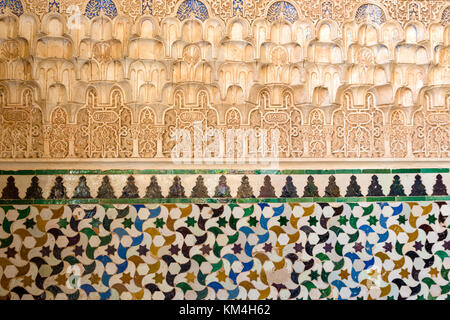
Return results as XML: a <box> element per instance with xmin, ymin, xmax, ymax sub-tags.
<box><xmin>0</xmin><ymin>202</ymin><xmax>449</xmax><ymax>300</ymax></box>
<box><xmin>0</xmin><ymin>169</ymin><xmax>449</xmax><ymax>203</ymax></box>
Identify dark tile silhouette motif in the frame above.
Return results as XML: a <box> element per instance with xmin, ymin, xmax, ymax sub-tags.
<box><xmin>97</xmin><ymin>176</ymin><xmax>116</xmax><ymax>199</ymax></box>
<box><xmin>281</xmin><ymin>176</ymin><xmax>298</xmax><ymax>198</ymax></box>
<box><xmin>259</xmin><ymin>175</ymin><xmax>276</xmax><ymax>198</ymax></box>
<box><xmin>432</xmin><ymin>174</ymin><xmax>448</xmax><ymax>196</ymax></box>
<box><xmin>388</xmin><ymin>175</ymin><xmax>406</xmax><ymax>196</ymax></box>
<box><xmin>410</xmin><ymin>174</ymin><xmax>427</xmax><ymax>196</ymax></box>
<box><xmin>168</xmin><ymin>176</ymin><xmax>185</xmax><ymax>198</ymax></box>
<box><xmin>145</xmin><ymin>176</ymin><xmax>163</xmax><ymax>198</ymax></box>
<box><xmin>367</xmin><ymin>175</ymin><xmax>384</xmax><ymax>196</ymax></box>
<box><xmin>237</xmin><ymin>175</ymin><xmax>254</xmax><ymax>198</ymax></box>
<box><xmin>324</xmin><ymin>175</ymin><xmax>341</xmax><ymax>197</ymax></box>
<box><xmin>72</xmin><ymin>176</ymin><xmax>91</xmax><ymax>199</ymax></box>
<box><xmin>1</xmin><ymin>176</ymin><xmax>20</xmax><ymax>199</ymax></box>
<box><xmin>345</xmin><ymin>175</ymin><xmax>362</xmax><ymax>197</ymax></box>
<box><xmin>214</xmin><ymin>175</ymin><xmax>231</xmax><ymax>197</ymax></box>
<box><xmin>121</xmin><ymin>176</ymin><xmax>140</xmax><ymax>198</ymax></box>
<box><xmin>48</xmin><ymin>176</ymin><xmax>68</xmax><ymax>199</ymax></box>
<box><xmin>25</xmin><ymin>176</ymin><xmax>43</xmax><ymax>200</ymax></box>
<box><xmin>191</xmin><ymin>175</ymin><xmax>209</xmax><ymax>198</ymax></box>
<box><xmin>303</xmin><ymin>175</ymin><xmax>319</xmax><ymax>197</ymax></box>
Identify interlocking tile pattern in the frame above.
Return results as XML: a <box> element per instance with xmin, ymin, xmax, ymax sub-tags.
<box><xmin>1</xmin><ymin>202</ymin><xmax>449</xmax><ymax>300</ymax></box>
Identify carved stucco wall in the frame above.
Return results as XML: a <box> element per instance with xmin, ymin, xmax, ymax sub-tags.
<box><xmin>0</xmin><ymin>0</ymin><xmax>449</xmax><ymax>168</ymax></box>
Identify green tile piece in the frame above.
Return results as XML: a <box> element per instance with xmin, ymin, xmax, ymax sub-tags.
<box><xmin>132</xmin><ymin>170</ymin><xmax>156</xmax><ymax>175</ymax></box>
<box><xmin>68</xmin><ymin>199</ymin><xmax>99</xmax><ymax>204</ymax></box>
<box><xmin>0</xmin><ymin>199</ymin><xmax>30</xmax><ymax>205</ymax></box>
<box><xmin>281</xmin><ymin>170</ymin><xmax>307</xmax><ymax>175</ymax></box>
<box><xmin>35</xmin><ymin>170</ymin><xmax>71</xmax><ymax>175</ymax></box>
<box><xmin>366</xmin><ymin>196</ymin><xmax>395</xmax><ymax>202</ymax></box>
<box><xmin>335</xmin><ymin>169</ymin><xmax>362</xmax><ymax>174</ymax></box>
<box><xmin>41</xmin><ymin>199</ymin><xmax>68</xmax><ymax>205</ymax></box>
<box><xmin>317</xmin><ymin>197</ymin><xmax>337</xmax><ymax>202</ymax></box>
<box><xmin>395</xmin><ymin>196</ymin><xmax>427</xmax><ymax>202</ymax></box>
<box><xmin>337</xmin><ymin>197</ymin><xmax>365</xmax><ymax>202</ymax></box>
<box><xmin>426</xmin><ymin>196</ymin><xmax>450</xmax><ymax>201</ymax></box>
<box><xmin>391</xmin><ymin>169</ymin><xmax>421</xmax><ymax>173</ymax></box>
<box><xmin>362</xmin><ymin>169</ymin><xmax>391</xmax><ymax>174</ymax></box>
<box><xmin>101</xmin><ymin>169</ymin><xmax>135</xmax><ymax>175</ymax></box>
<box><xmin>291</xmin><ymin>197</ymin><xmax>314</xmax><ymax>203</ymax></box>
<box><xmin>100</xmin><ymin>199</ymin><xmax>123</xmax><ymax>204</ymax></box>
<box><xmin>0</xmin><ymin>170</ymin><xmax>36</xmax><ymax>175</ymax></box>
<box><xmin>254</xmin><ymin>170</ymin><xmax>281</xmax><ymax>175</ymax></box>
<box><xmin>305</xmin><ymin>170</ymin><xmax>336</xmax><ymax>175</ymax></box>
<box><xmin>262</xmin><ymin>198</ymin><xmax>283</xmax><ymax>203</ymax></box>
<box><xmin>237</xmin><ymin>198</ymin><xmax>257</xmax><ymax>203</ymax></box>
<box><xmin>420</xmin><ymin>168</ymin><xmax>449</xmax><ymax>173</ymax></box>
<box><xmin>69</xmin><ymin>170</ymin><xmax>101</xmax><ymax>175</ymax></box>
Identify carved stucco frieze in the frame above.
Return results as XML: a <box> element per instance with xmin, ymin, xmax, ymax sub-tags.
<box><xmin>0</xmin><ymin>0</ymin><xmax>448</xmax><ymax>160</ymax></box>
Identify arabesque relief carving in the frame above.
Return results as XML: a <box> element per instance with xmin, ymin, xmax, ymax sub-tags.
<box><xmin>0</xmin><ymin>0</ymin><xmax>449</xmax><ymax>160</ymax></box>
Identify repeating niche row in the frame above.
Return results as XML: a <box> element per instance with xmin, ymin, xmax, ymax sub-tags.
<box><xmin>0</xmin><ymin>174</ymin><xmax>448</xmax><ymax>200</ymax></box>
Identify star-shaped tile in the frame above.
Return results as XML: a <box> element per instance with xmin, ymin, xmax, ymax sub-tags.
<box><xmin>90</xmin><ymin>218</ymin><xmax>101</xmax><ymax>228</ymax></box>
<box><xmin>293</xmin><ymin>243</ymin><xmax>304</xmax><ymax>253</ymax></box>
<box><xmin>353</xmin><ymin>242</ymin><xmax>363</xmax><ymax>252</ymax></box>
<box><xmin>22</xmin><ymin>275</ymin><xmax>33</xmax><ymax>287</ymax></box>
<box><xmin>90</xmin><ymin>273</ymin><xmax>101</xmax><ymax>285</ymax></box>
<box><xmin>383</xmin><ymin>242</ymin><xmax>392</xmax><ymax>252</ymax></box>
<box><xmin>185</xmin><ymin>272</ymin><xmax>196</xmax><ymax>283</ymax></box>
<box><xmin>232</xmin><ymin>244</ymin><xmax>242</xmax><ymax>254</ymax></box>
<box><xmin>106</xmin><ymin>245</ymin><xmax>116</xmax><ymax>256</ymax></box>
<box><xmin>429</xmin><ymin>267</ymin><xmax>439</xmax><ymax>278</ymax></box>
<box><xmin>248</xmin><ymin>216</ymin><xmax>258</xmax><ymax>227</ymax></box>
<box><xmin>185</xmin><ymin>217</ymin><xmax>197</xmax><ymax>227</ymax></box>
<box><xmin>122</xmin><ymin>218</ymin><xmax>133</xmax><ymax>229</ymax></box>
<box><xmin>399</xmin><ymin>268</ymin><xmax>410</xmax><ymax>279</ymax></box>
<box><xmin>200</xmin><ymin>244</ymin><xmax>211</xmax><ymax>255</ymax></box>
<box><xmin>310</xmin><ymin>270</ymin><xmax>319</xmax><ymax>281</ymax></box>
<box><xmin>368</xmin><ymin>215</ymin><xmax>378</xmax><ymax>226</ymax></box>
<box><xmin>121</xmin><ymin>272</ymin><xmax>132</xmax><ymax>284</ymax></box>
<box><xmin>443</xmin><ymin>241</ymin><xmax>450</xmax><ymax>250</ymax></box>
<box><xmin>413</xmin><ymin>241</ymin><xmax>423</xmax><ymax>251</ymax></box>
<box><xmin>338</xmin><ymin>216</ymin><xmax>348</xmax><ymax>226</ymax></box>
<box><xmin>5</xmin><ymin>247</ymin><xmax>17</xmax><ymax>258</ymax></box>
<box><xmin>398</xmin><ymin>215</ymin><xmax>407</xmax><ymax>225</ymax></box>
<box><xmin>308</xmin><ymin>216</ymin><xmax>318</xmax><ymax>226</ymax></box>
<box><xmin>263</xmin><ymin>243</ymin><xmax>272</xmax><ymax>252</ymax></box>
<box><xmin>56</xmin><ymin>274</ymin><xmax>67</xmax><ymax>286</ymax></box>
<box><xmin>155</xmin><ymin>218</ymin><xmax>165</xmax><ymax>228</ymax></box>
<box><xmin>217</xmin><ymin>270</ymin><xmax>227</xmax><ymax>282</ymax></box>
<box><xmin>169</xmin><ymin>244</ymin><xmax>180</xmax><ymax>255</ymax></box>
<box><xmin>58</xmin><ymin>218</ymin><xmax>69</xmax><ymax>229</ymax></box>
<box><xmin>426</xmin><ymin>214</ymin><xmax>437</xmax><ymax>224</ymax></box>
<box><xmin>217</xmin><ymin>217</ymin><xmax>227</xmax><ymax>227</ymax></box>
<box><xmin>278</xmin><ymin>216</ymin><xmax>288</xmax><ymax>226</ymax></box>
<box><xmin>137</xmin><ymin>245</ymin><xmax>149</xmax><ymax>256</ymax></box>
<box><xmin>73</xmin><ymin>245</ymin><xmax>84</xmax><ymax>256</ymax></box>
<box><xmin>24</xmin><ymin>218</ymin><xmax>36</xmax><ymax>229</ymax></box>
<box><xmin>40</xmin><ymin>246</ymin><xmax>51</xmax><ymax>257</ymax></box>
<box><xmin>323</xmin><ymin>243</ymin><xmax>333</xmax><ymax>253</ymax></box>
<box><xmin>154</xmin><ymin>273</ymin><xmax>164</xmax><ymax>284</ymax></box>
<box><xmin>339</xmin><ymin>269</ymin><xmax>350</xmax><ymax>280</ymax></box>
<box><xmin>248</xmin><ymin>270</ymin><xmax>258</xmax><ymax>281</ymax></box>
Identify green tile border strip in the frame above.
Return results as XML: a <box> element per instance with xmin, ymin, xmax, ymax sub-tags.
<box><xmin>0</xmin><ymin>196</ymin><xmax>449</xmax><ymax>205</ymax></box>
<box><xmin>0</xmin><ymin>168</ymin><xmax>449</xmax><ymax>175</ymax></box>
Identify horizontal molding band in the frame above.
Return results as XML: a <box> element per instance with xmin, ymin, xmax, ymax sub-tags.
<box><xmin>1</xmin><ymin>196</ymin><xmax>449</xmax><ymax>205</ymax></box>
<box><xmin>0</xmin><ymin>167</ymin><xmax>448</xmax><ymax>175</ymax></box>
